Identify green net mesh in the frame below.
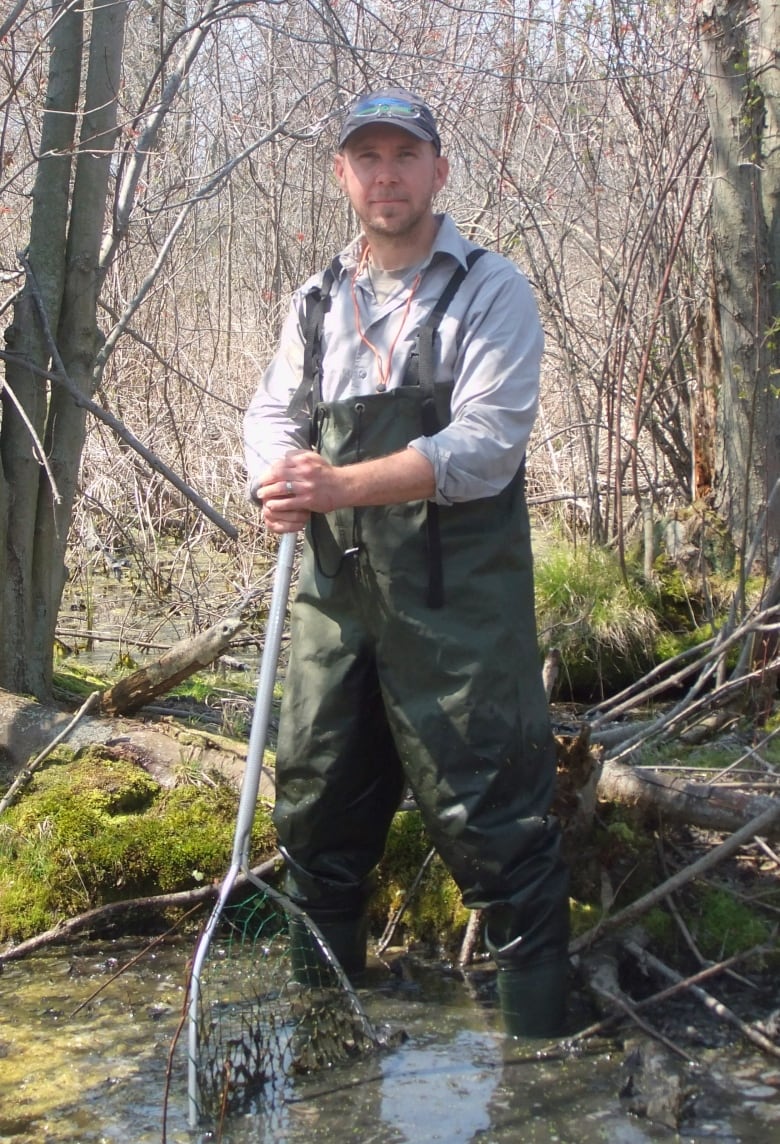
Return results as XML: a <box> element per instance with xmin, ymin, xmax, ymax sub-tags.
<box><xmin>191</xmin><ymin>874</ymin><xmax>380</xmax><ymax>1123</ymax></box>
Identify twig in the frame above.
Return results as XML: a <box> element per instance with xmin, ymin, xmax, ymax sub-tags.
<box><xmin>457</xmin><ymin>908</ymin><xmax>484</xmax><ymax>968</ymax></box>
<box><xmin>570</xmin><ymin>799</ymin><xmax>780</xmax><ymax>954</ymax></box>
<box><xmin>623</xmin><ymin>939</ymin><xmax>780</xmax><ymax>1059</ymax></box>
<box><xmin>70</xmin><ymin>903</ymin><xmax>203</xmax><ymax>1016</ymax></box>
<box><xmin>709</xmin><ymin>723</ymin><xmax>780</xmax><ymax>783</ymax></box>
<box><xmin>0</xmin><ymin>690</ymin><xmax>101</xmax><ymax>815</ymax></box>
<box><xmin>14</xmin><ymin>254</ymin><xmax>238</xmax><ymax>541</ymax></box>
<box><xmin>163</xmin><ymin>942</ymin><xmax>197</xmax><ymax>1144</ymax></box>
<box><xmin>754</xmin><ymin>836</ymin><xmax>780</xmax><ymax>868</ymax></box>
<box><xmin>591</xmin><ymin>983</ymin><xmax>691</xmax><ymax>1060</ymax></box>
<box><xmin>0</xmin><ymin>374</ymin><xmax>61</xmax><ymax>502</ymax></box>
<box><xmin>588</xmin><ymin>638</ymin><xmax>715</xmax><ymax>728</ymax></box>
<box><xmin>655</xmin><ymin>836</ymin><xmax>756</xmax><ymax>989</ymax></box>
<box><xmin>592</xmin><ymin>603</ymin><xmax>780</xmax><ymax>757</ymax></box>
<box><xmin>376</xmin><ymin>847</ymin><xmax>436</xmax><ymax>955</ymax></box>
<box><xmin>0</xmin><ymin>0</ymin><xmax>30</xmax><ymax>41</ymax></box>
<box><xmin>605</xmin><ymin>647</ymin><xmax>780</xmax><ymax>762</ymax></box>
<box><xmin>570</xmin><ymin>943</ymin><xmax>769</xmax><ymax>1044</ymax></box>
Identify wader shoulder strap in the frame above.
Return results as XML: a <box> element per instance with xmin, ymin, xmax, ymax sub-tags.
<box><xmin>285</xmin><ymin>257</ymin><xmax>342</xmax><ymax>420</ymax></box>
<box><xmin>406</xmin><ymin>248</ymin><xmax>488</xmax><ymax>428</ymax></box>
<box><xmin>413</xmin><ymin>248</ymin><xmax>487</xmax><ymax>609</ymax></box>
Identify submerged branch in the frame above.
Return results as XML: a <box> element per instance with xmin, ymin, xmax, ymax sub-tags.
<box><xmin>622</xmin><ymin>938</ymin><xmax>780</xmax><ymax>1059</ymax></box>
<box><xmin>0</xmin><ymin>855</ymin><xmax>282</xmax><ymax>967</ymax></box>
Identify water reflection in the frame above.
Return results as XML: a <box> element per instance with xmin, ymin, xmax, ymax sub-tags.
<box><xmin>0</xmin><ymin>944</ymin><xmax>775</xmax><ymax>1144</ymax></box>
<box><xmin>378</xmin><ymin>1029</ymin><xmax>498</xmax><ymax>1142</ymax></box>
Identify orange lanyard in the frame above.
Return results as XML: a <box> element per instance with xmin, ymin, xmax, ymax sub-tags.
<box><xmin>351</xmin><ymin>246</ymin><xmax>421</xmax><ymax>393</ymax></box>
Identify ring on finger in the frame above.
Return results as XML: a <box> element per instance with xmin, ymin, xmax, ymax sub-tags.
<box><xmin>285</xmin><ymin>480</ymin><xmax>294</xmax><ymax>494</ymax></box>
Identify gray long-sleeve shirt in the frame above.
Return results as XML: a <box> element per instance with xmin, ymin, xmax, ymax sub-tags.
<box><xmin>243</xmin><ymin>213</ymin><xmax>544</xmax><ymax>506</ymax></box>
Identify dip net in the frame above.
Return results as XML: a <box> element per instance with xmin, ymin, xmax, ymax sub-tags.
<box><xmin>184</xmin><ymin>532</ymin><xmax>381</xmax><ymax>1129</ymax></box>
<box><xmin>189</xmin><ymin>874</ymin><xmax>379</xmax><ymax>1126</ymax></box>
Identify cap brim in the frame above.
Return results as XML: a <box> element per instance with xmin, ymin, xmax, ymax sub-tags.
<box><xmin>339</xmin><ymin>119</ymin><xmax>437</xmax><ymax>149</ymax></box>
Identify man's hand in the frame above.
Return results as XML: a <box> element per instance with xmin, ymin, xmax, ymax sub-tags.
<box><xmin>256</xmin><ymin>451</ymin><xmax>341</xmax><ymax>534</ymax></box>
<box><xmin>255</xmin><ymin>447</ymin><xmax>436</xmax><ymax>534</ymax></box>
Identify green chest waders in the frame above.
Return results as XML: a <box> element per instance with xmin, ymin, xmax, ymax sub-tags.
<box><xmin>274</xmin><ymin>259</ymin><xmax>570</xmax><ymax>1034</ymax></box>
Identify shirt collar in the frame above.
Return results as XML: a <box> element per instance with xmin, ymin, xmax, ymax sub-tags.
<box><xmin>337</xmin><ymin>213</ymin><xmax>471</xmax><ymax>277</ymax></box>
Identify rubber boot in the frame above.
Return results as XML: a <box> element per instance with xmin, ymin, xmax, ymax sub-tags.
<box><xmin>317</xmin><ymin>914</ymin><xmax>369</xmax><ymax>976</ymax></box>
<box><xmin>496</xmin><ymin>956</ymin><xmax>569</xmax><ymax>1038</ymax></box>
<box><xmin>289</xmin><ymin>913</ymin><xmax>368</xmax><ymax>987</ymax></box>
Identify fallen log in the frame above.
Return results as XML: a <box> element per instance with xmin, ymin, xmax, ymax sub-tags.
<box><xmin>597</xmin><ymin>757</ymin><xmax>780</xmax><ymax>837</ymax></box>
<box><xmin>0</xmin><ymin>687</ymin><xmax>267</xmax><ymax>800</ymax></box>
<box><xmin>2</xmin><ymin>687</ymin><xmax>776</xmax><ymax>842</ymax></box>
<box><xmin>100</xmin><ymin>615</ymin><xmax>245</xmax><ymax>715</ymax></box>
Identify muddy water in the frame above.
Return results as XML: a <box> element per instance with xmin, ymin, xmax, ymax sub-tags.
<box><xmin>1</xmin><ymin>941</ymin><xmax>779</xmax><ymax>1144</ymax></box>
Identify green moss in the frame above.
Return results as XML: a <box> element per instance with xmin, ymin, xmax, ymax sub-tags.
<box><xmin>53</xmin><ymin>663</ymin><xmax>111</xmax><ymax>697</ymax></box>
<box><xmin>587</xmin><ymin>806</ymin><xmax>661</xmax><ymax>907</ymax></box>
<box><xmin>643</xmin><ymin>906</ymin><xmax>676</xmax><ymax>950</ymax></box>
<box><xmin>374</xmin><ymin>813</ymin><xmax>469</xmax><ymax>950</ymax></box>
<box><xmin>690</xmin><ymin>887</ymin><xmax>772</xmax><ymax>960</ymax></box>
<box><xmin>0</xmin><ymin>750</ymin><xmax>275</xmax><ymax>943</ymax></box>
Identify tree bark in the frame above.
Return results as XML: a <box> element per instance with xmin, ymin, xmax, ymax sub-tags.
<box><xmin>31</xmin><ymin>0</ymin><xmax>129</xmax><ymax>695</ymax></box>
<box><xmin>597</xmin><ymin>757</ymin><xmax>780</xmax><ymax>837</ymax></box>
<box><xmin>1</xmin><ymin>1</ymin><xmax>83</xmax><ymax>696</ymax></box>
<box><xmin>698</xmin><ymin>1</ymin><xmax>780</xmax><ymax>564</ymax></box>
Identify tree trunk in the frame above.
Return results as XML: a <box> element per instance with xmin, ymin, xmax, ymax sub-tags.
<box><xmin>698</xmin><ymin>1</ymin><xmax>780</xmax><ymax>565</ymax></box>
<box><xmin>1</xmin><ymin>1</ymin><xmax>128</xmax><ymax>701</ymax></box>
<box><xmin>1</xmin><ymin>0</ymin><xmax>83</xmax><ymax>697</ymax></box>
<box><xmin>0</xmin><ymin>1</ymin><xmax>238</xmax><ymax>703</ymax></box>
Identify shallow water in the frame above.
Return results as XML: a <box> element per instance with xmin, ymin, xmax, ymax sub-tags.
<box><xmin>0</xmin><ymin>941</ymin><xmax>778</xmax><ymax>1144</ymax></box>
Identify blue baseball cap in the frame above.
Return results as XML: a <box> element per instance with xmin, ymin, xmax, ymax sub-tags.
<box><xmin>338</xmin><ymin>88</ymin><xmax>441</xmax><ymax>154</ymax></box>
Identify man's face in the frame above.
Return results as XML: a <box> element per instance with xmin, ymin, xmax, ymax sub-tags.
<box><xmin>334</xmin><ymin>124</ymin><xmax>449</xmax><ymax>242</ymax></box>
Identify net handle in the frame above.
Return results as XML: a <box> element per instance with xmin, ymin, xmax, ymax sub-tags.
<box><xmin>233</xmin><ymin>529</ymin><xmax>297</xmax><ymax>868</ymax></box>
<box><xmin>187</xmin><ymin>532</ymin><xmax>296</xmax><ymax>1129</ymax></box>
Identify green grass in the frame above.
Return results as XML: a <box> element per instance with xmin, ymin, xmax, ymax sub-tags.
<box><xmin>534</xmin><ymin>543</ymin><xmax>661</xmax><ymax>698</ymax></box>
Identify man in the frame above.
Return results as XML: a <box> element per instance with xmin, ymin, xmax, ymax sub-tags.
<box><xmin>244</xmin><ymin>88</ymin><xmax>570</xmax><ymax>1037</ymax></box>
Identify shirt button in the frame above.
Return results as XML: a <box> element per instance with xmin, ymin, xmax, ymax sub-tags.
<box><xmin>357</xmin><ymin>369</ymin><xmax>367</xmax><ymax>379</ymax></box>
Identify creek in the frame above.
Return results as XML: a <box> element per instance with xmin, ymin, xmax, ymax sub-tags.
<box><xmin>11</xmin><ymin>554</ymin><xmax>774</xmax><ymax>1141</ymax></box>
<box><xmin>1</xmin><ymin>939</ymin><xmax>779</xmax><ymax>1144</ymax></box>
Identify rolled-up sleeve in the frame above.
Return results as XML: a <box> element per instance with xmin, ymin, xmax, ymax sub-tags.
<box><xmin>243</xmin><ymin>302</ymin><xmax>310</xmax><ymax>495</ymax></box>
<box><xmin>408</xmin><ymin>262</ymin><xmax>543</xmax><ymax>505</ymax></box>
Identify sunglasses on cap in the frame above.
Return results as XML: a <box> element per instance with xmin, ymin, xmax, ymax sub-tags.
<box><xmin>352</xmin><ymin>95</ymin><xmax>426</xmax><ymax>119</ymax></box>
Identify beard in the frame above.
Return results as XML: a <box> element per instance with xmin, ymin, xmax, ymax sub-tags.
<box><xmin>359</xmin><ymin>198</ymin><xmax>433</xmax><ymax>242</ymax></box>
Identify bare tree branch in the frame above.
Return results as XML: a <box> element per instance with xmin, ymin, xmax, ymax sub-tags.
<box><xmin>16</xmin><ymin>254</ymin><xmax>239</xmax><ymax>539</ymax></box>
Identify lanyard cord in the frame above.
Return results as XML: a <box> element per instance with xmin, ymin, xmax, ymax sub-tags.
<box><xmin>351</xmin><ymin>246</ymin><xmax>421</xmax><ymax>392</ymax></box>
